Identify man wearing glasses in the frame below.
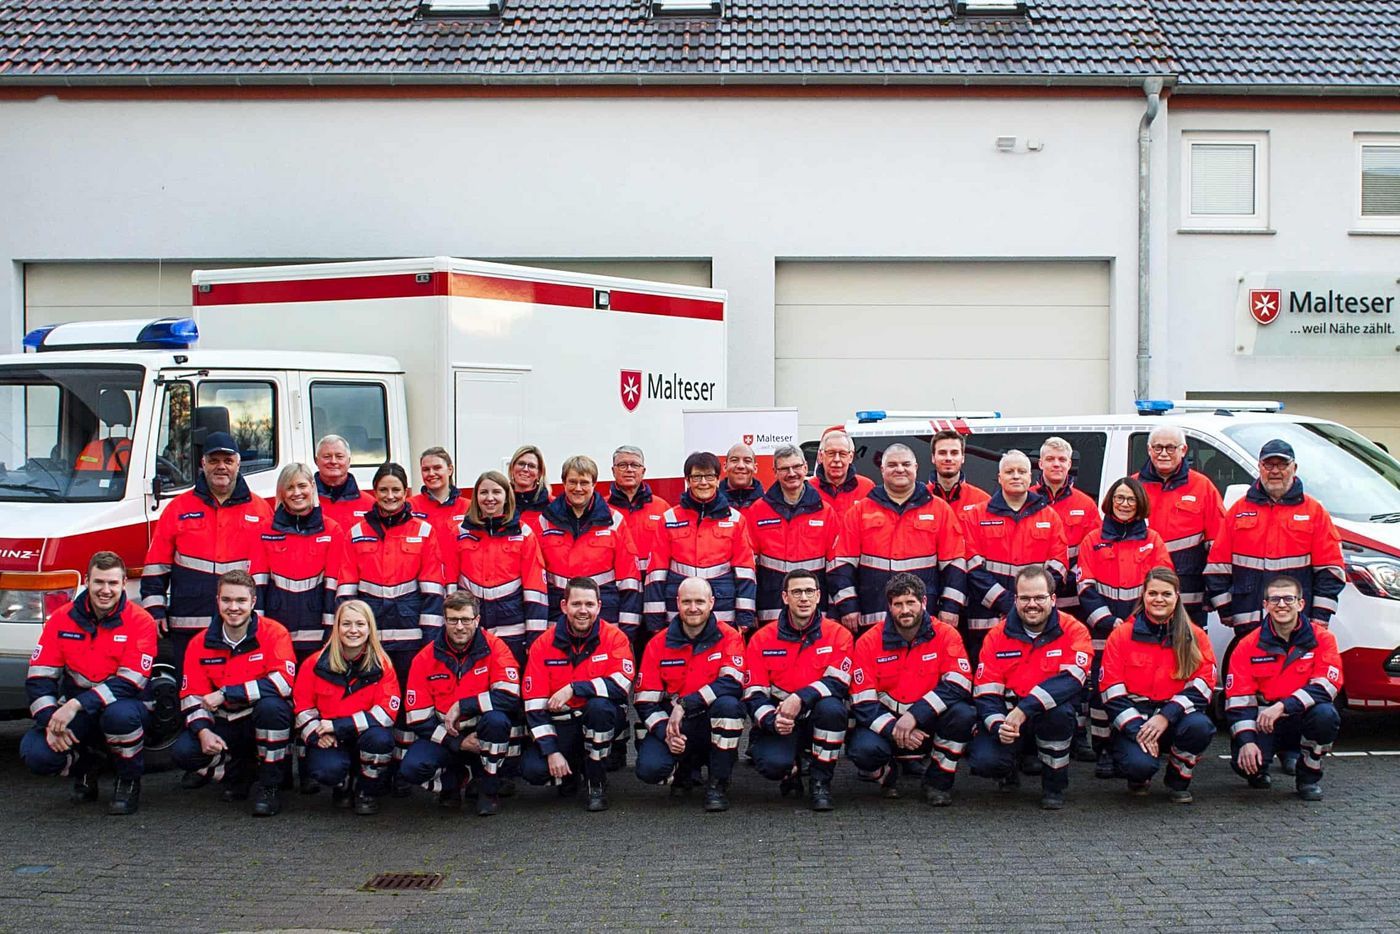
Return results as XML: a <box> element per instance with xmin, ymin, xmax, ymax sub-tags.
<box><xmin>607</xmin><ymin>445</ymin><xmax>670</xmax><ymax>575</ymax></box>
<box><xmin>968</xmin><ymin>565</ymin><xmax>1092</xmax><ymax>810</ymax></box>
<box><xmin>1225</xmin><ymin>576</ymin><xmax>1343</xmax><ymax>801</ymax></box>
<box><xmin>1136</xmin><ymin>425</ymin><xmax>1225</xmax><ymax>628</ymax></box>
<box><xmin>745</xmin><ymin>445</ymin><xmax>842</xmax><ymax>626</ymax></box>
<box><xmin>745</xmin><ymin>569</ymin><xmax>854</xmax><ymax>810</ymax></box>
<box><xmin>811</xmin><ymin>429</ymin><xmax>874</xmax><ymax>518</ymax></box>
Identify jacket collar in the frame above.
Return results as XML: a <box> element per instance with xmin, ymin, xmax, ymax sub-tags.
<box><xmin>1004</xmin><ymin>607</ymin><xmax>1066</xmax><ymax>646</ymax></box>
<box><xmin>68</xmin><ymin>591</ymin><xmax>128</xmax><ymax>632</ymax></box>
<box><xmin>551</xmin><ymin>616</ymin><xmax>602</xmax><ymax>661</ymax></box>
<box><xmin>1100</xmin><ymin>516</ymin><xmax>1148</xmax><ymax>543</ymax></box>
<box><xmin>776</xmin><ymin>610</ymin><xmax>823</xmax><ymax>646</ymax></box>
<box><xmin>608</xmin><ymin>482</ymin><xmax>654</xmax><ymax>512</ymax></box>
<box><xmin>514</xmin><ymin>485</ymin><xmax>549</xmax><ymax>514</ymax></box>
<box><xmin>418</xmin><ymin>484</ymin><xmax>462</xmax><ymax>507</ymax></box>
<box><xmin>869</xmin><ymin>481</ymin><xmax>933</xmax><ymax>515</ymax></box>
<box><xmin>201</xmin><ymin>612</ymin><xmax>264</xmax><ymax>655</ymax></box>
<box><xmin>1257</xmin><ymin>614</ymin><xmax>1319</xmax><ymax>660</ymax></box>
<box><xmin>194</xmin><ymin>471</ymin><xmax>254</xmax><ymax>508</ymax></box>
<box><xmin>987</xmin><ymin>488</ymin><xmax>1050</xmax><ymax>519</ymax></box>
<box><xmin>543</xmin><ymin>492</ymin><xmax>613</xmax><ymax>535</ymax></box>
<box><xmin>272</xmin><ymin>505</ymin><xmax>326</xmax><ymax>535</ymax></box>
<box><xmin>1246</xmin><ymin>477</ymin><xmax>1305</xmax><ymax>506</ymax></box>
<box><xmin>462</xmin><ymin>512</ymin><xmax>524</xmax><ymax>537</ymax></box>
<box><xmin>432</xmin><ymin>626</ymin><xmax>488</xmax><ymax>674</ymax></box>
<box><xmin>1034</xmin><ymin>478</ymin><xmax>1078</xmax><ymax>506</ymax></box>
<box><xmin>761</xmin><ymin>482</ymin><xmax>824</xmax><ymax>519</ymax></box>
<box><xmin>365</xmin><ymin>504</ymin><xmax>414</xmax><ymax>538</ymax></box>
<box><xmin>665</xmin><ymin>615</ymin><xmax>724</xmax><ymax>651</ymax></box>
<box><xmin>1138</xmin><ymin>457</ymin><xmax>1191</xmax><ymax>492</ymax></box>
<box><xmin>1129</xmin><ymin>613</ymin><xmax>1173</xmax><ymax>646</ymax></box>
<box><xmin>721</xmin><ymin>478</ymin><xmax>765</xmax><ymax>509</ymax></box>
<box><xmin>881</xmin><ymin>612</ymin><xmax>935</xmax><ymax>650</ymax></box>
<box><xmin>814</xmin><ymin>467</ymin><xmax>860</xmax><ymax>497</ymax></box>
<box><xmin>315</xmin><ymin>472</ymin><xmax>364</xmax><ymax>504</ymax></box>
<box><xmin>313</xmin><ymin>646</ymin><xmax>385</xmax><ymax>693</ymax></box>
<box><xmin>680</xmin><ymin>488</ymin><xmax>734</xmax><ymax>520</ymax></box>
<box><xmin>928</xmin><ymin>473</ymin><xmax>970</xmax><ymax>503</ymax></box>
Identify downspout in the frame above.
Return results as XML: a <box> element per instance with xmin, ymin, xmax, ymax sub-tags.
<box><xmin>1137</xmin><ymin>77</ymin><xmax>1164</xmax><ymax>400</ymax></box>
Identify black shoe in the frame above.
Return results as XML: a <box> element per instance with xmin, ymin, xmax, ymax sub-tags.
<box><xmin>1127</xmin><ymin>780</ymin><xmax>1151</xmax><ymax>796</ymax></box>
<box><xmin>997</xmin><ymin>769</ymin><xmax>1021</xmax><ymax>792</ymax></box>
<box><xmin>779</xmin><ymin>772</ymin><xmax>804</xmax><ymax>799</ymax></box>
<box><xmin>586</xmin><ymin>782</ymin><xmax>608</xmax><ymax>812</ymax></box>
<box><xmin>1040</xmin><ymin>790</ymin><xmax>1066</xmax><ymax>811</ymax></box>
<box><xmin>1070</xmin><ymin>737</ymin><xmax>1098</xmax><ymax>763</ymax></box>
<box><xmin>900</xmin><ymin>757</ymin><xmax>925</xmax><ymax>778</ymax></box>
<box><xmin>251</xmin><ymin>784</ymin><xmax>281</xmax><ymax>817</ymax></box>
<box><xmin>670</xmin><ymin>774</ymin><xmax>695</xmax><ymax>797</ymax></box>
<box><xmin>332</xmin><ymin>781</ymin><xmax>353</xmax><ymax>808</ymax></box>
<box><xmin>70</xmin><ymin>771</ymin><xmax>99</xmax><ymax>804</ymax></box>
<box><xmin>108</xmin><ymin>778</ymin><xmax>140</xmax><ymax>816</ymax></box>
<box><xmin>880</xmin><ymin>766</ymin><xmax>900</xmax><ymax>799</ymax></box>
<box><xmin>1279</xmin><ymin>752</ymin><xmax>1300</xmax><ymax>776</ymax></box>
<box><xmin>1296</xmin><ymin>782</ymin><xmax>1323</xmax><ymax>802</ymax></box>
<box><xmin>1168</xmin><ymin>787</ymin><xmax>1194</xmax><ymax>805</ymax></box>
<box><xmin>798</xmin><ymin>756</ymin><xmax>812</xmax><ymax>778</ymax></box>
<box><xmin>476</xmin><ymin>794</ymin><xmax>500</xmax><ymax>817</ymax></box>
<box><xmin>353</xmin><ymin>790</ymin><xmax>380</xmax><ymax>815</ymax></box>
<box><xmin>607</xmin><ymin>743</ymin><xmax>626</xmax><ymax>773</ymax></box>
<box><xmin>1019</xmin><ymin>753</ymin><xmax>1042</xmax><ymax>776</ymax></box>
<box><xmin>1246</xmin><ymin>772</ymin><xmax>1272</xmax><ymax>790</ymax></box>
<box><xmin>922</xmin><ymin>785</ymin><xmax>953</xmax><ymax>808</ymax></box>
<box><xmin>437</xmin><ymin>780</ymin><xmax>462</xmax><ymax>809</ymax></box>
<box><xmin>298</xmin><ymin>775</ymin><xmax>321</xmax><ymax>796</ymax></box>
<box><xmin>809</xmin><ymin>779</ymin><xmax>834</xmax><ymax>812</ymax></box>
<box><xmin>220</xmin><ymin>780</ymin><xmax>252</xmax><ymax>803</ymax></box>
<box><xmin>557</xmin><ymin>774</ymin><xmax>579</xmax><ymax>798</ymax></box>
<box><xmin>1095</xmin><ymin>751</ymin><xmax>1118</xmax><ymax>780</ymax></box>
<box><xmin>391</xmin><ymin>775</ymin><xmax>414</xmax><ymax>798</ymax></box>
<box><xmin>497</xmin><ymin>778</ymin><xmax>516</xmax><ymax>799</ymax></box>
<box><xmin>180</xmin><ymin>769</ymin><xmax>211</xmax><ymax>790</ymax></box>
<box><xmin>703</xmin><ymin>779</ymin><xmax>730</xmax><ymax>813</ymax></box>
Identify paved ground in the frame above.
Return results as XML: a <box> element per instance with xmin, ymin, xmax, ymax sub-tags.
<box><xmin>0</xmin><ymin>711</ymin><xmax>1397</xmax><ymax>934</ymax></box>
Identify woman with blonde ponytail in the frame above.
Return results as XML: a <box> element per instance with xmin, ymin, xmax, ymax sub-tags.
<box><xmin>1097</xmin><ymin>567</ymin><xmax>1217</xmax><ymax>803</ymax></box>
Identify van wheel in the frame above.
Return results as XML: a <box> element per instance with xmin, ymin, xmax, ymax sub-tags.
<box><xmin>143</xmin><ymin>664</ymin><xmax>182</xmax><ymax>773</ymax></box>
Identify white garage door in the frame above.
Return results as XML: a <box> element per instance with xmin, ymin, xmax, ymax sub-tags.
<box><xmin>775</xmin><ymin>260</ymin><xmax>1111</xmax><ymax>443</ymax></box>
<box><xmin>24</xmin><ymin>259</ymin><xmax>712</xmax><ymax>332</ymax></box>
<box><xmin>1189</xmin><ymin>391</ymin><xmax>1400</xmax><ymax>454</ymax></box>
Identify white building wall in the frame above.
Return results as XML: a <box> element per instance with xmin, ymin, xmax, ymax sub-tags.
<box><xmin>0</xmin><ymin>93</ymin><xmax>1152</xmax><ymax>409</ymax></box>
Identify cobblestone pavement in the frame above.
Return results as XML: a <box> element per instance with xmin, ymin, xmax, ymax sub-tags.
<box><xmin>0</xmin><ymin>711</ymin><xmax>1397</xmax><ymax>934</ymax></box>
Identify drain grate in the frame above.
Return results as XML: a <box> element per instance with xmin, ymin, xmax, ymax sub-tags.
<box><xmin>361</xmin><ymin>872</ymin><xmax>444</xmax><ymax>892</ymax></box>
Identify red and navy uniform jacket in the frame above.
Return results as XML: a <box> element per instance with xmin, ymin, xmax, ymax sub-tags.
<box><xmin>1224</xmin><ymin>615</ymin><xmax>1344</xmax><ymax>745</ymax></box>
<box><xmin>643</xmin><ymin>490</ymin><xmax>758</xmax><ymax>632</ymax></box>
<box><xmin>1205</xmin><ymin>478</ymin><xmax>1345</xmax><ymax>629</ymax></box>
<box><xmin>928</xmin><ymin>474</ymin><xmax>991</xmax><ymax>530</ymax></box>
<box><xmin>316</xmin><ymin>473</ymin><xmax>375</xmax><ymax>535</ymax></box>
<box><xmin>812</xmin><ymin>469</ymin><xmax>875</xmax><ymax>519</ymax></box>
<box><xmin>1034</xmin><ymin>481</ymin><xmax>1100</xmax><ymax>616</ymax></box>
<box><xmin>1099</xmin><ymin>614</ymin><xmax>1217</xmax><ymax>732</ymax></box>
<box><xmin>973</xmin><ymin>609</ymin><xmax>1092</xmax><ymax>731</ymax></box>
<box><xmin>1075</xmin><ymin>518</ymin><xmax>1173</xmax><ymax>646</ymax></box>
<box><xmin>410</xmin><ymin>486</ymin><xmax>469</xmax><ymax>549</ymax></box>
<box><xmin>74</xmin><ymin>436</ymin><xmax>132</xmax><ymax>472</ymax></box>
<box><xmin>962</xmin><ymin>490</ymin><xmax>1068</xmax><ymax>630</ymax></box>
<box><xmin>444</xmin><ymin>514</ymin><xmax>549</xmax><ymax>650</ymax></box>
<box><xmin>536</xmin><ymin>493</ymin><xmax>643</xmax><ymax>633</ymax></box>
<box><xmin>404</xmin><ymin>626</ymin><xmax>520</xmax><ymax>745</ymax></box>
<box><xmin>830</xmin><ymin>484</ymin><xmax>968</xmax><ymax>627</ymax></box>
<box><xmin>179</xmin><ymin>614</ymin><xmax>297</xmax><ymax>733</ymax></box>
<box><xmin>523</xmin><ymin>618</ymin><xmax>634</xmax><ymax>755</ymax></box>
<box><xmin>634</xmin><ymin>617</ymin><xmax>747</xmax><ymax>735</ymax></box>
<box><xmin>513</xmin><ymin>485</ymin><xmax>550</xmax><ymax>535</ymax></box>
<box><xmin>252</xmin><ymin>506</ymin><xmax>346</xmax><ymax>650</ymax></box>
<box><xmin>744</xmin><ymin>613</ymin><xmax>854</xmax><ymax>728</ymax></box>
<box><xmin>608</xmin><ymin>483</ymin><xmax>671</xmax><ymax>573</ymax></box>
<box><xmin>849</xmin><ymin>613</ymin><xmax>972</xmax><ymax>736</ymax></box>
<box><xmin>745</xmin><ymin>484</ymin><xmax>842</xmax><ymax>624</ymax></box>
<box><xmin>293</xmin><ymin>647</ymin><xmax>401</xmax><ymax>743</ymax></box>
<box><xmin>721</xmin><ymin>478</ymin><xmax>765</xmax><ymax>512</ymax></box>
<box><xmin>339</xmin><ymin>506</ymin><xmax>447</xmax><ymax>650</ymax></box>
<box><xmin>1137</xmin><ymin>460</ymin><xmax>1225</xmax><ymax>617</ymax></box>
<box><xmin>141</xmin><ymin>474</ymin><xmax>274</xmax><ymax>633</ymax></box>
<box><xmin>27</xmin><ymin>593</ymin><xmax>158</xmax><ymax>727</ymax></box>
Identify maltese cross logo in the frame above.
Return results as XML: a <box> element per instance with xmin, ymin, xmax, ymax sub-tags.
<box><xmin>620</xmin><ymin>370</ymin><xmax>642</xmax><ymax>412</ymax></box>
<box><xmin>1249</xmin><ymin>289</ymin><xmax>1282</xmax><ymax>326</ymax></box>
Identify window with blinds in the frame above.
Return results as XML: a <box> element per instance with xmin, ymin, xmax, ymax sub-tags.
<box><xmin>1361</xmin><ymin>142</ymin><xmax>1400</xmax><ymax>218</ymax></box>
<box><xmin>1181</xmin><ymin>132</ymin><xmax>1269</xmax><ymax>231</ymax></box>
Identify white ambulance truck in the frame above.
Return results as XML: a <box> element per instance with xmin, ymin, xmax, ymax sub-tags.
<box><xmin>0</xmin><ymin>257</ymin><xmax>728</xmax><ymax>724</ymax></box>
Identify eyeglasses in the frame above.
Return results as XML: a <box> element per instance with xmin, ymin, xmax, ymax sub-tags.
<box><xmin>445</xmin><ymin>616</ymin><xmax>479</xmax><ymax>626</ymax></box>
<box><xmin>820</xmin><ymin>450</ymin><xmax>852</xmax><ymax>460</ymax></box>
<box><xmin>1111</xmin><ymin>494</ymin><xmax>1137</xmax><ymax>505</ymax></box>
<box><xmin>513</xmin><ymin>462</ymin><xmax>540</xmax><ymax>472</ymax></box>
<box><xmin>688</xmin><ymin>474</ymin><xmax>719</xmax><ymax>483</ymax></box>
<box><xmin>1148</xmin><ymin>444</ymin><xmax>1183</xmax><ymax>454</ymax></box>
<box><xmin>613</xmin><ymin>462</ymin><xmax>644</xmax><ymax>471</ymax></box>
<box><xmin>1264</xmin><ymin>594</ymin><xmax>1300</xmax><ymax>606</ymax></box>
<box><xmin>786</xmin><ymin>587</ymin><xmax>820</xmax><ymax>597</ymax></box>
<box><xmin>1015</xmin><ymin>594</ymin><xmax>1052</xmax><ymax>604</ymax></box>
<box><xmin>775</xmin><ymin>464</ymin><xmax>806</xmax><ymax>474</ymax></box>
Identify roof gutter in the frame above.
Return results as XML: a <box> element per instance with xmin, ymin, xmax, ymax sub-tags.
<box><xmin>1172</xmin><ymin>82</ymin><xmax>1400</xmax><ymax>97</ymax></box>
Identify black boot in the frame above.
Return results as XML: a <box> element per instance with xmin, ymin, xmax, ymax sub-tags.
<box><xmin>353</xmin><ymin>789</ymin><xmax>380</xmax><ymax>815</ymax></box>
<box><xmin>607</xmin><ymin>741</ymin><xmax>626</xmax><ymax>773</ymax></box>
<box><xmin>1094</xmin><ymin>750</ymin><xmax>1118</xmax><ymax>779</ymax></box>
<box><xmin>70</xmin><ymin>770</ymin><xmax>99</xmax><ymax>804</ymax></box>
<box><xmin>703</xmin><ymin>778</ymin><xmax>730</xmax><ymax>813</ymax></box>
<box><xmin>332</xmin><ymin>778</ymin><xmax>354</xmax><ymax>808</ymax></box>
<box><xmin>586</xmin><ymin>780</ymin><xmax>608</xmax><ymax>812</ymax></box>
<box><xmin>180</xmin><ymin>769</ymin><xmax>211</xmax><ymax>790</ymax></box>
<box><xmin>809</xmin><ymin>779</ymin><xmax>834</xmax><ymax>812</ymax></box>
<box><xmin>251</xmin><ymin>783</ymin><xmax>282</xmax><ymax>817</ymax></box>
<box><xmin>779</xmin><ymin>771</ymin><xmax>804</xmax><ymax>799</ymax></box>
<box><xmin>1019</xmin><ymin>752</ymin><xmax>1042</xmax><ymax>776</ymax></box>
<box><xmin>476</xmin><ymin>794</ymin><xmax>500</xmax><ymax>817</ymax></box>
<box><xmin>220</xmin><ymin>778</ymin><xmax>252</xmax><ymax>802</ymax></box>
<box><xmin>108</xmin><ymin>777</ymin><xmax>140</xmax><ymax>816</ymax></box>
<box><xmin>1070</xmin><ymin>734</ymin><xmax>1097</xmax><ymax>763</ymax></box>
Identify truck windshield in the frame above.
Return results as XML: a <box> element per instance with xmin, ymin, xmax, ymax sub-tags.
<box><xmin>0</xmin><ymin>364</ymin><xmax>144</xmax><ymax>503</ymax></box>
<box><xmin>1224</xmin><ymin>421</ymin><xmax>1400</xmax><ymax>523</ymax></box>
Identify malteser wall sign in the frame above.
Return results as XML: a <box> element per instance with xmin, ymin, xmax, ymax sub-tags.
<box><xmin>1234</xmin><ymin>273</ymin><xmax>1398</xmax><ymax>356</ymax></box>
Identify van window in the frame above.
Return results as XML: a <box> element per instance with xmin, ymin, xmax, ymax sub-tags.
<box><xmin>155</xmin><ymin>381</ymin><xmax>194</xmax><ymax>489</ymax></box>
<box><xmin>310</xmin><ymin>382</ymin><xmax>388</xmax><ymax>466</ymax></box>
<box><xmin>197</xmin><ymin>381</ymin><xmax>277</xmax><ymax>475</ymax></box>
<box><xmin>1127</xmin><ymin>431</ymin><xmax>1253</xmax><ymax>495</ymax></box>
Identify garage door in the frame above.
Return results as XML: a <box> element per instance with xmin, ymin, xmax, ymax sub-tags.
<box><xmin>24</xmin><ymin>260</ymin><xmax>712</xmax><ymax>333</ymax></box>
<box><xmin>1188</xmin><ymin>391</ymin><xmax>1400</xmax><ymax>454</ymax></box>
<box><xmin>775</xmin><ymin>260</ymin><xmax>1111</xmax><ymax>443</ymax></box>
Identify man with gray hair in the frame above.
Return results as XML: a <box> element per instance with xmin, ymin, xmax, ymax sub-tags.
<box><xmin>313</xmin><ymin>434</ymin><xmax>375</xmax><ymax>533</ymax></box>
<box><xmin>608</xmin><ymin>444</ymin><xmax>670</xmax><ymax>576</ymax></box>
<box><xmin>1135</xmin><ymin>424</ymin><xmax>1225</xmax><ymax>628</ymax></box>
<box><xmin>1032</xmin><ymin>436</ymin><xmax>1101</xmax><ymax>623</ymax></box>
<box><xmin>830</xmin><ymin>442</ymin><xmax>967</xmax><ymax>633</ymax></box>
<box><xmin>812</xmin><ymin>428</ymin><xmax>874</xmax><ymax>518</ymax></box>
<box><xmin>745</xmin><ymin>444</ymin><xmax>842</xmax><ymax>624</ymax></box>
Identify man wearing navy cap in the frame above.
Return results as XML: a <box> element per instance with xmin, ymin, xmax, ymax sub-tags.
<box><xmin>1205</xmin><ymin>437</ymin><xmax>1345</xmax><ymax>775</ymax></box>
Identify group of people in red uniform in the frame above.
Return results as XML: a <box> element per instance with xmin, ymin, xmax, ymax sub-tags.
<box><xmin>22</xmin><ymin>423</ymin><xmax>1346</xmax><ymax>816</ymax></box>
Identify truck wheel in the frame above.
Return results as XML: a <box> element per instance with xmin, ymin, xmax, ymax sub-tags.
<box><xmin>143</xmin><ymin>663</ymin><xmax>182</xmax><ymax>773</ymax></box>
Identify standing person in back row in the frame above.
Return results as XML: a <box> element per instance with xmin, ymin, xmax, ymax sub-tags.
<box><xmin>1033</xmin><ymin>437</ymin><xmax>1101</xmax><ymax>623</ymax></box>
<box><xmin>608</xmin><ymin>445</ymin><xmax>670</xmax><ymax>577</ymax></box>
<box><xmin>1135</xmin><ymin>425</ymin><xmax>1225</xmax><ymax>628</ymax></box>
<box><xmin>410</xmin><ymin>447</ymin><xmax>469</xmax><ymax>546</ymax></box>
<box><xmin>811</xmin><ymin>429</ymin><xmax>874</xmax><ymax>518</ymax></box>
<box><xmin>721</xmin><ymin>442</ymin><xmax>765</xmax><ymax>512</ymax></box>
<box><xmin>745</xmin><ymin>444</ymin><xmax>841</xmax><ymax>627</ymax></box>
<box><xmin>314</xmin><ymin>434</ymin><xmax>376</xmax><ymax>533</ymax></box>
<box><xmin>927</xmin><ymin>428</ymin><xmax>990</xmax><ymax>522</ymax></box>
<box><xmin>509</xmin><ymin>445</ymin><xmax>550</xmax><ymax>534</ymax></box>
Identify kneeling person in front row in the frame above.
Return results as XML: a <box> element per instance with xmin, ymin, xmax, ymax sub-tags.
<box><xmin>1227</xmin><ymin>575</ymin><xmax>1343</xmax><ymax>801</ymax></box>
<box><xmin>522</xmin><ymin>577</ymin><xmax>635</xmax><ymax>812</ymax></box>
<box><xmin>1100</xmin><ymin>567</ymin><xmax>1217</xmax><ymax>803</ymax></box>
<box><xmin>848</xmin><ymin>573</ymin><xmax>975</xmax><ymax>806</ymax></box>
<box><xmin>22</xmin><ymin>551</ymin><xmax>158</xmax><ymax>815</ymax></box>
<box><xmin>969</xmin><ymin>565</ymin><xmax>1092</xmax><ymax>810</ymax></box>
<box><xmin>634</xmin><ymin>577</ymin><xmax>747</xmax><ymax>812</ymax></box>
<box><xmin>400</xmin><ymin>591</ymin><xmax>518</xmax><ymax>816</ymax></box>
<box><xmin>745</xmin><ymin>568</ymin><xmax>854</xmax><ymax>811</ymax></box>
<box><xmin>171</xmin><ymin>570</ymin><xmax>297</xmax><ymax>817</ymax></box>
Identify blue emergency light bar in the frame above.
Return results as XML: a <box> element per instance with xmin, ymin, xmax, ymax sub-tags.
<box><xmin>1136</xmin><ymin>398</ymin><xmax>1285</xmax><ymax>415</ymax></box>
<box><xmin>23</xmin><ymin>317</ymin><xmax>199</xmax><ymax>352</ymax></box>
<box><xmin>855</xmin><ymin>409</ymin><xmax>1002</xmax><ymax>423</ymax></box>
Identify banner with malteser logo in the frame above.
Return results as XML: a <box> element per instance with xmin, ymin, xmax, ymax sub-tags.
<box><xmin>1234</xmin><ymin>273</ymin><xmax>1398</xmax><ymax>357</ymax></box>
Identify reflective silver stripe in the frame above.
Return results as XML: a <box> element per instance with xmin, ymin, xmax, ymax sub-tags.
<box><xmin>421</xmin><ymin>582</ymin><xmax>446</xmax><ymax>596</ymax></box>
<box><xmin>921</xmin><ymin>691</ymin><xmax>948</xmax><ymax>716</ymax></box>
<box><xmin>28</xmin><ymin>665</ymin><xmax>63</xmax><ymax>679</ymax></box>
<box><xmin>858</xmin><ymin>555</ymin><xmax>936</xmax><ymax>573</ymax></box>
<box><xmin>30</xmin><ymin>696</ymin><xmax>58</xmax><ymax>715</ymax></box>
<box><xmin>973</xmin><ymin>682</ymin><xmax>1005</xmax><ymax>697</ymax></box>
<box><xmin>870</xmin><ymin>712</ymin><xmax>896</xmax><ymax>733</ymax></box>
<box><xmin>754</xmin><ymin>554</ymin><xmax>826</xmax><ymax>573</ymax></box>
<box><xmin>93</xmin><ymin>683</ymin><xmax>117</xmax><ymax>705</ymax></box>
<box><xmin>823</xmin><ymin>665</ymin><xmax>851</xmax><ymax>686</ymax></box>
<box><xmin>1311</xmin><ymin>677</ymin><xmax>1340</xmax><ymax>699</ymax></box>
<box><xmin>635</xmin><ymin>690</ymin><xmax>664</xmax><ymax>703</ymax></box>
<box><xmin>699</xmin><ymin>685</ymin><xmax>717</xmax><ymax>705</ymax></box>
<box><xmin>1230</xmin><ymin>719</ymin><xmax>1257</xmax><ymax>736</ymax></box>
<box><xmin>1164</xmin><ymin>532</ymin><xmax>1205</xmax><ymax>551</ymax></box>
<box><xmin>752</xmin><ymin>703</ymin><xmax>777</xmax><ymax>723</ymax></box>
<box><xmin>876</xmin><ymin>693</ymin><xmax>915</xmax><ymax>715</ymax></box>
<box><xmin>981</xmin><ymin>559</ymin><xmax>1017</xmax><ymax>576</ymax></box>
<box><xmin>143</xmin><ymin>563</ymin><xmax>171</xmax><ymax>575</ymax></box>
<box><xmin>174</xmin><ymin>553</ymin><xmax>249</xmax><ymax>575</ymax></box>
<box><xmin>1030</xmin><ymin>685</ymin><xmax>1057</xmax><ymax>710</ymax></box>
<box><xmin>269</xmin><ymin>572</ymin><xmax>324</xmax><ymax>593</ymax></box>
<box><xmin>378</xmin><ymin>627</ymin><xmax>423</xmax><ymax>642</ymax></box>
<box><xmin>944</xmin><ymin>671</ymin><xmax>972</xmax><ymax>692</ymax></box>
<box><xmin>357</xmin><ymin>580</ymin><xmax>418</xmax><ymax>599</ymax></box>
<box><xmin>405</xmin><ymin>707</ymin><xmax>433</xmax><ymax>724</ymax></box>
<box><xmin>1101</xmin><ymin>683</ymin><xmax>1127</xmax><ymax>701</ymax></box>
<box><xmin>1231</xmin><ymin>553</ymin><xmax>1310</xmax><ymax>572</ymax></box>
<box><xmin>67</xmin><ymin>671</ymin><xmax>96</xmax><ymax>688</ymax></box>
<box><xmin>546</xmin><ymin>570</ymin><xmax>616</xmax><ymax>590</ymax></box>
<box><xmin>1091</xmin><ymin>581</ymin><xmax>1144</xmax><ymax>602</ymax></box>
<box><xmin>1113</xmin><ymin>708</ymin><xmax>1144</xmax><ymax>729</ymax></box>
<box><xmin>484</xmin><ymin>622</ymin><xmax>527</xmax><ymax>638</ymax></box>
<box><xmin>1224</xmin><ymin>695</ymin><xmax>1253</xmax><ymax>710</ymax></box>
<box><xmin>459</xmin><ymin>577</ymin><xmax>522</xmax><ymax>601</ymax></box>
<box><xmin>167</xmin><ymin>615</ymin><xmax>213</xmax><ymax>630</ymax></box>
<box><xmin>669</xmin><ymin>560</ymin><xmax>733</xmax><ymax>579</ymax></box>
<box><xmin>369</xmin><ymin>705</ymin><xmax>394</xmax><ymax>728</ymax></box>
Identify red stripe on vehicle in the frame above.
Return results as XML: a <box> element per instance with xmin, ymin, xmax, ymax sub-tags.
<box><xmin>607</xmin><ymin>290</ymin><xmax>724</xmax><ymax>321</ymax></box>
<box><xmin>448</xmin><ymin>273</ymin><xmax>593</xmax><ymax>309</ymax></box>
<box><xmin>194</xmin><ymin>272</ymin><xmax>447</xmax><ymax>305</ymax></box>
